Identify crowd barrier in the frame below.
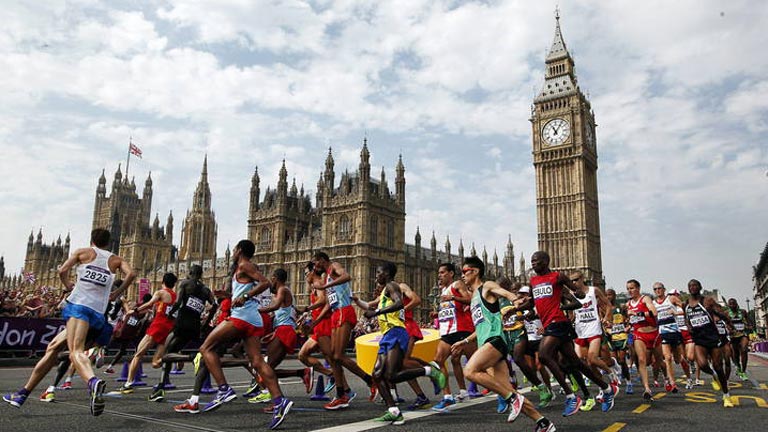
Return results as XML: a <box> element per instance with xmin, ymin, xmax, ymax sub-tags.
<box><xmin>0</xmin><ymin>317</ymin><xmax>66</xmax><ymax>351</ymax></box>
<box><xmin>753</xmin><ymin>341</ymin><xmax>768</xmax><ymax>353</ymax></box>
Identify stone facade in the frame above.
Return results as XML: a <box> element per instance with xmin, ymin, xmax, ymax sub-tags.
<box><xmin>753</xmin><ymin>242</ymin><xmax>768</xmax><ymax>335</ymax></box>
<box><xmin>531</xmin><ymin>12</ymin><xmax>604</xmax><ymax>286</ymax></box>
<box><xmin>178</xmin><ymin>156</ymin><xmax>218</xmax><ymax>263</ymax></box>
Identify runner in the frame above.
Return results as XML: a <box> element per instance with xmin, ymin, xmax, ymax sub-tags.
<box><xmin>4</xmin><ymin>228</ymin><xmax>135</xmax><ymax>416</ymax></box>
<box><xmin>398</xmin><ymin>278</ymin><xmax>434</xmax><ymax>409</ymax></box>
<box><xmin>626</xmin><ymin>279</ymin><xmax>662</xmax><ymax>401</ymax></box>
<box><xmin>726</xmin><ymin>298</ymin><xmax>752</xmax><ymax>381</ymax></box>
<box><xmin>148</xmin><ymin>264</ymin><xmax>217</xmax><ymax>402</ymax></box>
<box><xmin>104</xmin><ymin>296</ymin><xmax>150</xmax><ymax>374</ymax></box>
<box><xmin>355</xmin><ymin>262</ymin><xmax>446</xmax><ymax>425</ymax></box>
<box><xmin>520</xmin><ymin>291</ymin><xmax>555</xmax><ymax>407</ymax></box>
<box><xmin>451</xmin><ymin>257</ymin><xmax>555</xmax><ymax>431</ymax></box>
<box><xmin>604</xmin><ymin>289</ymin><xmax>632</xmax><ymax>394</ymax></box>
<box><xmin>652</xmin><ymin>282</ymin><xmax>685</xmax><ymax>394</ymax></box>
<box><xmin>297</xmin><ymin>263</ymin><xmax>334</xmax><ymax>385</ymax></box>
<box><xmin>714</xmin><ymin>315</ymin><xmax>732</xmax><ymax>383</ymax></box>
<box><xmin>117</xmin><ymin>272</ymin><xmax>178</xmax><ymax>394</ymax></box>
<box><xmin>248</xmin><ymin>268</ymin><xmax>313</xmax><ymax>405</ymax></box>
<box><xmin>432</xmin><ymin>262</ymin><xmax>475</xmax><ymax>412</ymax></box>
<box><xmin>684</xmin><ymin>279</ymin><xmax>732</xmax><ymax>407</ymax></box>
<box><xmin>311</xmin><ymin>251</ymin><xmax>374</xmax><ymax>410</ymax></box>
<box><xmin>668</xmin><ymin>289</ymin><xmax>697</xmax><ymax>388</ymax></box>
<box><xmin>529</xmin><ymin>251</ymin><xmax>616</xmax><ymax>416</ymax></box>
<box><xmin>197</xmin><ymin>239</ymin><xmax>292</xmax><ymax>429</ymax></box>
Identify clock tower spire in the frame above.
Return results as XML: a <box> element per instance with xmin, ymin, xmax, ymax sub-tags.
<box><xmin>530</xmin><ymin>10</ymin><xmax>603</xmax><ymax>286</ymax></box>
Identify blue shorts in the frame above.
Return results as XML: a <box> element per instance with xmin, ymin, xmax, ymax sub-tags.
<box><xmin>94</xmin><ymin>323</ymin><xmax>114</xmax><ymax>346</ymax></box>
<box><xmin>378</xmin><ymin>327</ymin><xmax>410</xmax><ymax>355</ymax></box>
<box><xmin>62</xmin><ymin>302</ymin><xmax>105</xmax><ymax>330</ymax></box>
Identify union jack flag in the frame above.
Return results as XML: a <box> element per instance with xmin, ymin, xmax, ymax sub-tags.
<box><xmin>23</xmin><ymin>272</ymin><xmax>36</xmax><ymax>284</ymax></box>
<box><xmin>129</xmin><ymin>142</ymin><xmax>142</xmax><ymax>158</ymax></box>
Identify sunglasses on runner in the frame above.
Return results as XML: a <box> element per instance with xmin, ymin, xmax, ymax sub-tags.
<box><xmin>461</xmin><ymin>268</ymin><xmax>476</xmax><ymax>274</ymax></box>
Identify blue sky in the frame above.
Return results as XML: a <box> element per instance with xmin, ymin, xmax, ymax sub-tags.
<box><xmin>0</xmin><ymin>0</ymin><xmax>766</xmax><ymax>303</ymax></box>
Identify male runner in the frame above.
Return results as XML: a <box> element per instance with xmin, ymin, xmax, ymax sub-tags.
<box><xmin>4</xmin><ymin>229</ymin><xmax>135</xmax><ymax>416</ymax></box>
<box><xmin>685</xmin><ymin>279</ymin><xmax>733</xmax><ymax>407</ymax></box>
<box><xmin>198</xmin><ymin>239</ymin><xmax>292</xmax><ymax>429</ymax></box>
<box><xmin>669</xmin><ymin>289</ymin><xmax>697</xmax><ymax>388</ymax></box>
<box><xmin>432</xmin><ymin>262</ymin><xmax>475</xmax><ymax>412</ymax></box>
<box><xmin>297</xmin><ymin>262</ymin><xmax>334</xmax><ymax>383</ymax></box>
<box><xmin>311</xmin><ymin>251</ymin><xmax>374</xmax><ymax>410</ymax></box>
<box><xmin>529</xmin><ymin>251</ymin><xmax>616</xmax><ymax>416</ymax></box>
<box><xmin>520</xmin><ymin>289</ymin><xmax>555</xmax><ymax>407</ymax></box>
<box><xmin>726</xmin><ymin>298</ymin><xmax>752</xmax><ymax>381</ymax></box>
<box><xmin>104</xmin><ymin>296</ymin><xmax>149</xmax><ymax>374</ymax></box>
<box><xmin>626</xmin><ymin>279</ymin><xmax>662</xmax><ymax>400</ymax></box>
<box><xmin>652</xmin><ymin>282</ymin><xmax>688</xmax><ymax>394</ymax></box>
<box><xmin>248</xmin><ymin>268</ymin><xmax>313</xmax><ymax>404</ymax></box>
<box><xmin>604</xmin><ymin>289</ymin><xmax>632</xmax><ymax>394</ymax></box>
<box><xmin>117</xmin><ymin>272</ymin><xmax>178</xmax><ymax>393</ymax></box>
<box><xmin>452</xmin><ymin>257</ymin><xmax>555</xmax><ymax>431</ymax></box>
<box><xmin>148</xmin><ymin>264</ymin><xmax>217</xmax><ymax>401</ymax></box>
<box><xmin>356</xmin><ymin>262</ymin><xmax>446</xmax><ymax>425</ymax></box>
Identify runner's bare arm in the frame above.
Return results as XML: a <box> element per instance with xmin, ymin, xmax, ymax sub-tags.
<box><xmin>318</xmin><ymin>261</ymin><xmax>351</xmax><ymax>289</ymax></box>
<box><xmin>260</xmin><ymin>286</ymin><xmax>287</xmax><ymax>313</ymax></box>
<box><xmin>451</xmin><ymin>332</ymin><xmax>477</xmax><ymax>356</ymax></box>
<box><xmin>643</xmin><ymin>295</ymin><xmax>658</xmax><ymax>317</ymax></box>
<box><xmin>595</xmin><ymin>287</ymin><xmax>612</xmax><ymax>323</ymax></box>
<box><xmin>560</xmin><ymin>290</ymin><xmax>582</xmax><ymax>311</ymax></box>
<box><xmin>401</xmin><ymin>283</ymin><xmax>421</xmax><ymax>310</ymax></box>
<box><xmin>57</xmin><ymin>248</ymin><xmax>89</xmax><ymax>290</ymax></box>
<box><xmin>452</xmin><ymin>280</ymin><xmax>472</xmax><ymax>305</ymax></box>
<box><xmin>365</xmin><ymin>282</ymin><xmax>403</xmax><ymax>319</ymax></box>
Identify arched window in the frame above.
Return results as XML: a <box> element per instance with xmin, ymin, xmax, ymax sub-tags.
<box><xmin>260</xmin><ymin>226</ymin><xmax>272</xmax><ymax>250</ymax></box>
<box><xmin>338</xmin><ymin>215</ymin><xmax>351</xmax><ymax>240</ymax></box>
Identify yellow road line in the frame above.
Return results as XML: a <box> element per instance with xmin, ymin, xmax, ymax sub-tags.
<box><xmin>633</xmin><ymin>404</ymin><xmax>651</xmax><ymax>413</ymax></box>
<box><xmin>602</xmin><ymin>422</ymin><xmax>627</xmax><ymax>432</ymax></box>
<box><xmin>654</xmin><ymin>392</ymin><xmax>667</xmax><ymax>400</ymax></box>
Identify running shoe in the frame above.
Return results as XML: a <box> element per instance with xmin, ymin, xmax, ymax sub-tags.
<box><xmin>3</xmin><ymin>391</ymin><xmax>28</xmax><ymax>408</ymax></box>
<box><xmin>117</xmin><ymin>383</ymin><xmax>134</xmax><ymax>394</ymax></box>
<box><xmin>407</xmin><ymin>394</ymin><xmax>431</xmax><ymax>410</ymax></box>
<box><xmin>346</xmin><ymin>389</ymin><xmax>358</xmax><ymax>402</ymax></box>
<box><xmin>269</xmin><ymin>398</ymin><xmax>294</xmax><ymax>430</ymax></box>
<box><xmin>496</xmin><ymin>395</ymin><xmax>509</xmax><ymax>414</ymax></box>
<box><xmin>174</xmin><ymin>400</ymin><xmax>200</xmax><ymax>414</ymax></box>
<box><xmin>456</xmin><ymin>388</ymin><xmax>469</xmax><ymax>402</ymax></box>
<box><xmin>248</xmin><ymin>391</ymin><xmax>272</xmax><ymax>404</ymax></box>
<box><xmin>431</xmin><ymin>396</ymin><xmax>456</xmax><ymax>412</ymax></box>
<box><xmin>695</xmin><ymin>379</ymin><xmax>704</xmax><ymax>386</ymax></box>
<box><xmin>664</xmin><ymin>380</ymin><xmax>672</xmax><ymax>392</ymax></box>
<box><xmin>535</xmin><ymin>418</ymin><xmax>557</xmax><ymax>432</ymax></box>
<box><xmin>193</xmin><ymin>352</ymin><xmax>202</xmax><ymax>375</ymax></box>
<box><xmin>670</xmin><ymin>383</ymin><xmax>679</xmax><ymax>394</ymax></box>
<box><xmin>580</xmin><ymin>397</ymin><xmax>596</xmax><ymax>412</ymax></box>
<box><xmin>711</xmin><ymin>378</ymin><xmax>721</xmax><ymax>391</ymax></box>
<box><xmin>61</xmin><ymin>381</ymin><xmax>72</xmax><ymax>390</ymax></box>
<box><xmin>739</xmin><ymin>371</ymin><xmax>749</xmax><ymax>381</ymax></box>
<box><xmin>507</xmin><ymin>393</ymin><xmax>525</xmax><ymax>423</ymax></box>
<box><xmin>39</xmin><ymin>390</ymin><xmax>55</xmax><ymax>402</ymax></box>
<box><xmin>562</xmin><ymin>395</ymin><xmax>582</xmax><ymax>417</ymax></box>
<box><xmin>601</xmin><ymin>388</ymin><xmax>615</xmax><ymax>412</ymax></box>
<box><xmin>303</xmin><ymin>368</ymin><xmax>314</xmax><ymax>394</ymax></box>
<box><xmin>723</xmin><ymin>395</ymin><xmax>734</xmax><ymax>408</ymax></box>
<box><xmin>324</xmin><ymin>376</ymin><xmax>336</xmax><ymax>394</ymax></box>
<box><xmin>90</xmin><ymin>379</ymin><xmax>106</xmax><ymax>416</ymax></box>
<box><xmin>373</xmin><ymin>410</ymin><xmax>405</xmax><ymax>425</ymax></box>
<box><xmin>685</xmin><ymin>378</ymin><xmax>694</xmax><ymax>390</ymax></box>
<box><xmin>324</xmin><ymin>395</ymin><xmax>350</xmax><ymax>410</ymax></box>
<box><xmin>653</xmin><ymin>380</ymin><xmax>660</xmax><ymax>388</ymax></box>
<box><xmin>148</xmin><ymin>385</ymin><xmax>165</xmax><ymax>402</ymax></box>
<box><xmin>428</xmin><ymin>367</ymin><xmax>447</xmax><ymax>393</ymax></box>
<box><xmin>642</xmin><ymin>391</ymin><xmax>654</xmax><ymax>402</ymax></box>
<box><xmin>368</xmin><ymin>385</ymin><xmax>377</xmax><ymax>402</ymax></box>
<box><xmin>535</xmin><ymin>384</ymin><xmax>553</xmax><ymax>408</ymax></box>
<box><xmin>243</xmin><ymin>378</ymin><xmax>261</xmax><ymax>397</ymax></box>
<box><xmin>625</xmin><ymin>382</ymin><xmax>634</xmax><ymax>395</ymax></box>
<box><xmin>569</xmin><ymin>376</ymin><xmax>579</xmax><ymax>393</ymax></box>
<box><xmin>429</xmin><ymin>361</ymin><xmax>442</xmax><ymax>395</ymax></box>
<box><xmin>95</xmin><ymin>350</ymin><xmax>105</xmax><ymax>369</ymax></box>
<box><xmin>203</xmin><ymin>386</ymin><xmax>237</xmax><ymax>412</ymax></box>
<box><xmin>104</xmin><ymin>367</ymin><xmax>115</xmax><ymax>374</ymax></box>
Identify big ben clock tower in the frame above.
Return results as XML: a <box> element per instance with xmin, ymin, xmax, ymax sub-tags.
<box><xmin>531</xmin><ymin>10</ymin><xmax>603</xmax><ymax>286</ymax></box>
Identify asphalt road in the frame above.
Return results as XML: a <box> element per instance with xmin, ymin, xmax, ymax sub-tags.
<box><xmin>1</xmin><ymin>354</ymin><xmax>767</xmax><ymax>431</ymax></box>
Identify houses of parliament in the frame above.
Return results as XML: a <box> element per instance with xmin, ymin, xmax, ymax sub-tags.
<box><xmin>0</xmin><ymin>13</ymin><xmax>604</xmax><ymax>317</ymax></box>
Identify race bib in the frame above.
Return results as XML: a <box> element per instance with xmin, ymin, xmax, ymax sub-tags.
<box><xmin>471</xmin><ymin>304</ymin><xmax>484</xmax><ymax>326</ymax></box>
<box><xmin>186</xmin><ymin>296</ymin><xmax>205</xmax><ymax>313</ymax></box>
<box><xmin>610</xmin><ymin>323</ymin><xmax>626</xmax><ymax>334</ymax></box>
<box><xmin>525</xmin><ymin>321</ymin><xmax>540</xmax><ymax>335</ymax></box>
<box><xmin>532</xmin><ymin>284</ymin><xmax>553</xmax><ymax>299</ymax></box>
<box><xmin>675</xmin><ymin>315</ymin><xmax>687</xmax><ymax>328</ymax></box>
<box><xmin>503</xmin><ymin>312</ymin><xmax>523</xmax><ymax>331</ymax></box>
<box><xmin>81</xmin><ymin>265</ymin><xmax>111</xmax><ymax>287</ymax></box>
<box><xmin>734</xmin><ymin>323</ymin><xmax>745</xmax><ymax>331</ymax></box>
<box><xmin>628</xmin><ymin>314</ymin><xmax>644</xmax><ymax>324</ymax></box>
<box><xmin>127</xmin><ymin>316</ymin><xmax>139</xmax><ymax>326</ymax></box>
<box><xmin>576</xmin><ymin>309</ymin><xmax>597</xmax><ymax>322</ymax></box>
<box><xmin>689</xmin><ymin>315</ymin><xmax>710</xmax><ymax>328</ymax></box>
<box><xmin>438</xmin><ymin>303</ymin><xmax>456</xmax><ymax>322</ymax></box>
<box><xmin>327</xmin><ymin>289</ymin><xmax>339</xmax><ymax>308</ymax></box>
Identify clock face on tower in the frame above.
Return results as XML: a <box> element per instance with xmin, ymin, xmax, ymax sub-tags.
<box><xmin>542</xmin><ymin>118</ymin><xmax>570</xmax><ymax>147</ymax></box>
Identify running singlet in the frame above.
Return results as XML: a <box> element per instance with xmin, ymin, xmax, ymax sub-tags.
<box><xmin>309</xmin><ymin>290</ymin><xmax>322</xmax><ymax>321</ymax></box>
<box><xmin>529</xmin><ymin>271</ymin><xmax>568</xmax><ymax>327</ymax></box>
<box><xmin>655</xmin><ymin>296</ymin><xmax>679</xmax><ymax>335</ymax></box>
<box><xmin>674</xmin><ymin>306</ymin><xmax>688</xmax><ymax>331</ymax></box>
<box><xmin>685</xmin><ymin>301</ymin><xmax>720</xmax><ymax>346</ymax></box>
<box><xmin>256</xmin><ymin>289</ymin><xmax>273</xmax><ymax>312</ymax></box>
<box><xmin>153</xmin><ymin>287</ymin><xmax>178</xmax><ymax>328</ymax></box>
<box><xmin>176</xmin><ymin>280</ymin><xmax>210</xmax><ymax>329</ymax></box>
<box><xmin>274</xmin><ymin>288</ymin><xmax>297</xmax><ymax>328</ymax></box>
<box><xmin>326</xmin><ymin>274</ymin><xmax>352</xmax><ymax>311</ymax></box>
<box><xmin>574</xmin><ymin>286</ymin><xmax>602</xmax><ymax>339</ymax></box>
<box><xmin>67</xmin><ymin>247</ymin><xmax>116</xmax><ymax>314</ymax></box>
<box><xmin>627</xmin><ymin>296</ymin><xmax>657</xmax><ymax>332</ymax></box>
<box><xmin>525</xmin><ymin>316</ymin><xmax>544</xmax><ymax>342</ymax></box>
<box><xmin>607</xmin><ymin>306</ymin><xmax>628</xmax><ymax>341</ymax></box>
<box><xmin>728</xmin><ymin>309</ymin><xmax>746</xmax><ymax>336</ymax></box>
<box><xmin>437</xmin><ymin>282</ymin><xmax>474</xmax><ymax>336</ymax></box>
<box><xmin>470</xmin><ymin>284</ymin><xmax>503</xmax><ymax>347</ymax></box>
<box><xmin>377</xmin><ymin>288</ymin><xmax>405</xmax><ymax>333</ymax></box>
<box><xmin>715</xmin><ymin>319</ymin><xmax>727</xmax><ymax>336</ymax></box>
<box><xmin>230</xmin><ymin>275</ymin><xmax>262</xmax><ymax>327</ymax></box>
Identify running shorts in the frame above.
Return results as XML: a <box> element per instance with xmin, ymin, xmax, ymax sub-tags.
<box><xmin>378</xmin><ymin>327</ymin><xmax>409</xmax><ymax>355</ymax></box>
<box><xmin>681</xmin><ymin>330</ymin><xmax>693</xmax><ymax>344</ymax></box>
<box><xmin>609</xmin><ymin>338</ymin><xmax>629</xmax><ymax>352</ymax></box>
<box><xmin>95</xmin><ymin>323</ymin><xmax>114</xmax><ymax>347</ymax></box>
<box><xmin>633</xmin><ymin>330</ymin><xmax>660</xmax><ymax>349</ymax></box>
<box><xmin>543</xmin><ymin>321</ymin><xmax>576</xmax><ymax>340</ymax></box>
<box><xmin>485</xmin><ymin>335</ymin><xmax>509</xmax><ymax>356</ymax></box>
<box><xmin>661</xmin><ymin>332</ymin><xmax>683</xmax><ymax>346</ymax></box>
<box><xmin>228</xmin><ymin>317</ymin><xmax>265</xmax><ymax>338</ymax></box>
<box><xmin>275</xmin><ymin>325</ymin><xmax>298</xmax><ymax>354</ymax></box>
<box><xmin>574</xmin><ymin>334</ymin><xmax>602</xmax><ymax>347</ymax></box>
<box><xmin>525</xmin><ymin>339</ymin><xmax>540</xmax><ymax>357</ymax></box>
<box><xmin>311</xmin><ymin>317</ymin><xmax>332</xmax><ymax>341</ymax></box>
<box><xmin>331</xmin><ymin>305</ymin><xmax>357</xmax><ymax>329</ymax></box>
<box><xmin>505</xmin><ymin>328</ymin><xmax>526</xmax><ymax>351</ymax></box>
<box><xmin>62</xmin><ymin>301</ymin><xmax>105</xmax><ymax>330</ymax></box>
<box><xmin>260</xmin><ymin>312</ymin><xmax>273</xmax><ymax>334</ymax></box>
<box><xmin>146</xmin><ymin>320</ymin><xmax>175</xmax><ymax>345</ymax></box>
<box><xmin>405</xmin><ymin>320</ymin><xmax>423</xmax><ymax>341</ymax></box>
<box><xmin>440</xmin><ymin>331</ymin><xmax>473</xmax><ymax>346</ymax></box>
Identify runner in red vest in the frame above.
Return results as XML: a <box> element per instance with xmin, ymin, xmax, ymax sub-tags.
<box><xmin>626</xmin><ymin>279</ymin><xmax>661</xmax><ymax>400</ymax></box>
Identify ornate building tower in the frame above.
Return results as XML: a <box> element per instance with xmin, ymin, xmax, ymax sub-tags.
<box><xmin>530</xmin><ymin>11</ymin><xmax>603</xmax><ymax>286</ymax></box>
<box><xmin>179</xmin><ymin>155</ymin><xmax>218</xmax><ymax>263</ymax></box>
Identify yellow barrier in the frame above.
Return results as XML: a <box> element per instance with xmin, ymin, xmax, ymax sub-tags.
<box><xmin>354</xmin><ymin>328</ymin><xmax>441</xmax><ymax>375</ymax></box>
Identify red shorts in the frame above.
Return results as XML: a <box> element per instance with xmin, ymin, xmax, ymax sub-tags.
<box><xmin>311</xmin><ymin>318</ymin><xmax>332</xmax><ymax>341</ymax></box>
<box><xmin>228</xmin><ymin>317</ymin><xmax>265</xmax><ymax>338</ymax></box>
<box><xmin>681</xmin><ymin>330</ymin><xmax>693</xmax><ymax>344</ymax></box>
<box><xmin>634</xmin><ymin>330</ymin><xmax>660</xmax><ymax>349</ymax></box>
<box><xmin>275</xmin><ymin>326</ymin><xmax>298</xmax><ymax>354</ymax></box>
<box><xmin>146</xmin><ymin>320</ymin><xmax>174</xmax><ymax>345</ymax></box>
<box><xmin>405</xmin><ymin>320</ymin><xmax>423</xmax><ymax>340</ymax></box>
<box><xmin>260</xmin><ymin>312</ymin><xmax>273</xmax><ymax>334</ymax></box>
<box><xmin>331</xmin><ymin>305</ymin><xmax>357</xmax><ymax>329</ymax></box>
<box><xmin>574</xmin><ymin>334</ymin><xmax>602</xmax><ymax>347</ymax></box>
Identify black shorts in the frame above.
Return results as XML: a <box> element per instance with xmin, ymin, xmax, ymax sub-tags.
<box><xmin>693</xmin><ymin>337</ymin><xmax>723</xmax><ymax>350</ymax></box>
<box><xmin>730</xmin><ymin>335</ymin><xmax>747</xmax><ymax>345</ymax></box>
<box><xmin>525</xmin><ymin>339</ymin><xmax>541</xmax><ymax>357</ymax></box>
<box><xmin>173</xmin><ymin>325</ymin><xmax>202</xmax><ymax>343</ymax></box>
<box><xmin>543</xmin><ymin>321</ymin><xmax>576</xmax><ymax>340</ymax></box>
<box><xmin>441</xmin><ymin>331</ymin><xmax>473</xmax><ymax>346</ymax></box>
<box><xmin>485</xmin><ymin>336</ymin><xmax>509</xmax><ymax>356</ymax></box>
<box><xmin>661</xmin><ymin>332</ymin><xmax>683</xmax><ymax>346</ymax></box>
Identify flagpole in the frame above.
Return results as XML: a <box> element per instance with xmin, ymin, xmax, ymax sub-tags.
<box><xmin>126</xmin><ymin>136</ymin><xmax>132</xmax><ymax>180</ymax></box>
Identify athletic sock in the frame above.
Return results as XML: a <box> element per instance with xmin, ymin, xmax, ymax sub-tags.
<box><xmin>189</xmin><ymin>395</ymin><xmax>199</xmax><ymax>405</ymax></box>
<box><xmin>218</xmin><ymin>384</ymin><xmax>229</xmax><ymax>392</ymax></box>
<box><xmin>566</xmin><ymin>393</ymin><xmax>576</xmax><ymax>400</ymax></box>
<box><xmin>390</xmin><ymin>389</ymin><xmax>398</xmax><ymax>400</ymax></box>
<box><xmin>505</xmin><ymin>392</ymin><xmax>516</xmax><ymax>401</ymax></box>
<box><xmin>46</xmin><ymin>385</ymin><xmax>55</xmax><ymax>392</ymax></box>
<box><xmin>336</xmin><ymin>387</ymin><xmax>345</xmax><ymax>398</ymax></box>
<box><xmin>388</xmin><ymin>406</ymin><xmax>401</xmax><ymax>416</ymax></box>
<box><xmin>423</xmin><ymin>366</ymin><xmax>432</xmax><ymax>375</ymax></box>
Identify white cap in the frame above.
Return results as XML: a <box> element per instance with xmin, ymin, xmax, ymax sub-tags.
<box><xmin>519</xmin><ymin>286</ymin><xmax>531</xmax><ymax>294</ymax></box>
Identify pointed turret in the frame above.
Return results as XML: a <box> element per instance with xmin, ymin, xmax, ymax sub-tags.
<box><xmin>536</xmin><ymin>9</ymin><xmax>578</xmax><ymax>103</ymax></box>
<box><xmin>395</xmin><ymin>154</ymin><xmax>405</xmax><ymax>208</ymax></box>
<box><xmin>471</xmin><ymin>242</ymin><xmax>477</xmax><ymax>257</ymax></box>
<box><xmin>290</xmin><ymin>177</ymin><xmax>298</xmax><ymax>197</ymax></box>
<box><xmin>0</xmin><ymin>256</ymin><xmax>4</xmax><ymax>280</ymax></box>
<box><xmin>36</xmin><ymin>228</ymin><xmax>43</xmax><ymax>244</ymax></box>
<box><xmin>458</xmin><ymin>238</ymin><xmax>465</xmax><ymax>259</ymax></box>
<box><xmin>359</xmin><ymin>138</ymin><xmax>371</xmax><ymax>192</ymax></box>
<box><xmin>113</xmin><ymin>163</ymin><xmax>123</xmax><ymax>185</ymax></box>
<box><xmin>27</xmin><ymin>231</ymin><xmax>34</xmax><ymax>252</ymax></box>
<box><xmin>249</xmin><ymin>166</ymin><xmax>260</xmax><ymax>215</ymax></box>
<box><xmin>277</xmin><ymin>159</ymin><xmax>288</xmax><ymax>198</ymax></box>
<box><xmin>315</xmin><ymin>171</ymin><xmax>324</xmax><ymax>208</ymax></box>
<box><xmin>444</xmin><ymin>234</ymin><xmax>451</xmax><ymax>261</ymax></box>
<box><xmin>546</xmin><ymin>8</ymin><xmax>569</xmax><ymax>61</ymax></box>
<box><xmin>324</xmin><ymin>148</ymin><xmax>335</xmax><ymax>191</ymax></box>
<box><xmin>145</xmin><ymin>171</ymin><xmax>153</xmax><ymax>188</ymax></box>
<box><xmin>166</xmin><ymin>211</ymin><xmax>174</xmax><ymax>243</ymax></box>
<box><xmin>192</xmin><ymin>156</ymin><xmax>212</xmax><ymax>211</ymax></box>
